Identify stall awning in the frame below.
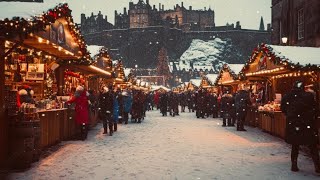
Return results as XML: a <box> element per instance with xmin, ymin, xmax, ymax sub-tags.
<box><xmin>68</xmin><ymin>65</ymin><xmax>111</xmax><ymax>77</ymax></box>
<box><xmin>240</xmin><ymin>43</ymin><xmax>320</xmax><ymax>79</ymax></box>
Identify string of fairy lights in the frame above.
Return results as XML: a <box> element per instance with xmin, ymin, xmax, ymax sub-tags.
<box><xmin>238</xmin><ymin>43</ymin><xmax>320</xmax><ymax>81</ymax></box>
<box><xmin>214</xmin><ymin>65</ymin><xmax>238</xmax><ymax>86</ymax></box>
<box><xmin>0</xmin><ymin>3</ymin><xmax>92</xmax><ymax>65</ymax></box>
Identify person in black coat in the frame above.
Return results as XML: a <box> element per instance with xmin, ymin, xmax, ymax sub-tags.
<box><xmin>180</xmin><ymin>92</ymin><xmax>187</xmax><ymax>113</ymax></box>
<box><xmin>281</xmin><ymin>81</ymin><xmax>320</xmax><ymax>173</ymax></box>
<box><xmin>220</xmin><ymin>89</ymin><xmax>234</xmax><ymax>126</ymax></box>
<box><xmin>187</xmin><ymin>91</ymin><xmax>193</xmax><ymax>112</ymax></box>
<box><xmin>235</xmin><ymin>89</ymin><xmax>251</xmax><ymax>131</ymax></box>
<box><xmin>196</xmin><ymin>89</ymin><xmax>206</xmax><ymax>118</ymax></box>
<box><xmin>159</xmin><ymin>92</ymin><xmax>169</xmax><ymax>116</ymax></box>
<box><xmin>98</xmin><ymin>86</ymin><xmax>114</xmax><ymax>136</ymax></box>
<box><xmin>211</xmin><ymin>92</ymin><xmax>219</xmax><ymax>118</ymax></box>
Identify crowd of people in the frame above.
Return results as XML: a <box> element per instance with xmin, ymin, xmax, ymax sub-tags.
<box><xmin>155</xmin><ymin>87</ymin><xmax>250</xmax><ymax>131</ymax></box>
<box><xmin>66</xmin><ymin>81</ymin><xmax>319</xmax><ymax>173</ymax></box>
<box><xmin>66</xmin><ymin>84</ymin><xmax>153</xmax><ymax>140</ymax></box>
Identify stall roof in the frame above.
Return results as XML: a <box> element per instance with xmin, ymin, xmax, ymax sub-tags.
<box><xmin>206</xmin><ymin>74</ymin><xmax>218</xmax><ymax>84</ymax></box>
<box><xmin>0</xmin><ymin>1</ymin><xmax>63</xmax><ymax>20</ymax></box>
<box><xmin>228</xmin><ymin>64</ymin><xmax>244</xmax><ymax>74</ymax></box>
<box><xmin>68</xmin><ymin>65</ymin><xmax>111</xmax><ymax>77</ymax></box>
<box><xmin>151</xmin><ymin>85</ymin><xmax>170</xmax><ymax>92</ymax></box>
<box><xmin>87</xmin><ymin>45</ymin><xmax>104</xmax><ymax>58</ymax></box>
<box><xmin>124</xmin><ymin>68</ymin><xmax>132</xmax><ymax>77</ymax></box>
<box><xmin>0</xmin><ymin>2</ymin><xmax>91</xmax><ymax>62</ymax></box>
<box><xmin>190</xmin><ymin>79</ymin><xmax>201</xmax><ymax>87</ymax></box>
<box><xmin>268</xmin><ymin>45</ymin><xmax>320</xmax><ymax>66</ymax></box>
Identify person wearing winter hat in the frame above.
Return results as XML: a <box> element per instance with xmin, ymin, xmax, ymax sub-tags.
<box><xmin>122</xmin><ymin>91</ymin><xmax>132</xmax><ymax>124</ymax></box>
<box><xmin>67</xmin><ymin>85</ymin><xmax>89</xmax><ymax>140</ymax></box>
<box><xmin>98</xmin><ymin>86</ymin><xmax>114</xmax><ymax>135</ymax></box>
<box><xmin>281</xmin><ymin>81</ymin><xmax>320</xmax><ymax>173</ymax></box>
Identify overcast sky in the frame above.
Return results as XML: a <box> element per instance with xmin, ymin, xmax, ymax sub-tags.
<box><xmin>66</xmin><ymin>0</ymin><xmax>271</xmax><ymax>30</ymax></box>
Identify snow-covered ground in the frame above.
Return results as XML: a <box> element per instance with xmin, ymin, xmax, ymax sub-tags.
<box><xmin>9</xmin><ymin>111</ymin><xmax>320</xmax><ymax>180</ymax></box>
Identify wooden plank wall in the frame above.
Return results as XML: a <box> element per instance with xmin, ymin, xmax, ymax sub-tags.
<box><xmin>0</xmin><ymin>38</ymin><xmax>8</xmax><ymax>167</ymax></box>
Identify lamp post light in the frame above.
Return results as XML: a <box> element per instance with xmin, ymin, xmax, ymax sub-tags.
<box><xmin>281</xmin><ymin>37</ymin><xmax>288</xmax><ymax>45</ymax></box>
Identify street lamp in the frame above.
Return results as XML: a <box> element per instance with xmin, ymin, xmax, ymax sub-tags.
<box><xmin>281</xmin><ymin>37</ymin><xmax>288</xmax><ymax>45</ymax></box>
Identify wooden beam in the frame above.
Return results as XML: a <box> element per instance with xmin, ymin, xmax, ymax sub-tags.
<box><xmin>0</xmin><ymin>37</ymin><xmax>8</xmax><ymax>168</ymax></box>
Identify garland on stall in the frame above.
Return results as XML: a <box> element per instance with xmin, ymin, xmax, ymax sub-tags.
<box><xmin>200</xmin><ymin>75</ymin><xmax>212</xmax><ymax>87</ymax></box>
<box><xmin>214</xmin><ymin>64</ymin><xmax>238</xmax><ymax>85</ymax></box>
<box><xmin>0</xmin><ymin>3</ymin><xmax>92</xmax><ymax>65</ymax></box>
<box><xmin>94</xmin><ymin>47</ymin><xmax>112</xmax><ymax>70</ymax></box>
<box><xmin>239</xmin><ymin>43</ymin><xmax>320</xmax><ymax>80</ymax></box>
<box><xmin>64</xmin><ymin>70</ymin><xmax>80</xmax><ymax>78</ymax></box>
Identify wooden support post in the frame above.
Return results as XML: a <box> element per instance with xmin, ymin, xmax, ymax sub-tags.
<box><xmin>0</xmin><ymin>37</ymin><xmax>8</xmax><ymax>168</ymax></box>
<box><xmin>56</xmin><ymin>65</ymin><xmax>65</xmax><ymax>96</ymax></box>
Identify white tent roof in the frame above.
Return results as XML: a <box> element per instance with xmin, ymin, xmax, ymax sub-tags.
<box><xmin>151</xmin><ymin>85</ymin><xmax>170</xmax><ymax>92</ymax></box>
<box><xmin>124</xmin><ymin>68</ymin><xmax>132</xmax><ymax>77</ymax></box>
<box><xmin>189</xmin><ymin>79</ymin><xmax>201</xmax><ymax>87</ymax></box>
<box><xmin>228</xmin><ymin>64</ymin><xmax>243</xmax><ymax>74</ymax></box>
<box><xmin>0</xmin><ymin>1</ymin><xmax>64</xmax><ymax>20</ymax></box>
<box><xmin>206</xmin><ymin>74</ymin><xmax>218</xmax><ymax>84</ymax></box>
<box><xmin>87</xmin><ymin>45</ymin><xmax>103</xmax><ymax>58</ymax></box>
<box><xmin>268</xmin><ymin>45</ymin><xmax>320</xmax><ymax>66</ymax></box>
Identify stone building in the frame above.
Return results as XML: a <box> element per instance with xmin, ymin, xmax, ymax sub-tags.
<box><xmin>80</xmin><ymin>11</ymin><xmax>114</xmax><ymax>34</ymax></box>
<box><xmin>271</xmin><ymin>0</ymin><xmax>320</xmax><ymax>46</ymax></box>
<box><xmin>81</xmin><ymin>1</ymin><xmax>271</xmax><ymax>70</ymax></box>
<box><xmin>114</xmin><ymin>0</ymin><xmax>215</xmax><ymax>31</ymax></box>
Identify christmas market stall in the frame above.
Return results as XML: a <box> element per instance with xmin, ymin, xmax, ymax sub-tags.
<box><xmin>214</xmin><ymin>64</ymin><xmax>243</xmax><ymax>94</ymax></box>
<box><xmin>0</xmin><ymin>2</ymin><xmax>110</xmax><ymax>169</ymax></box>
<box><xmin>185</xmin><ymin>79</ymin><xmax>201</xmax><ymax>91</ymax></box>
<box><xmin>205</xmin><ymin>74</ymin><xmax>219</xmax><ymax>93</ymax></box>
<box><xmin>239</xmin><ymin>43</ymin><xmax>320</xmax><ymax>140</ymax></box>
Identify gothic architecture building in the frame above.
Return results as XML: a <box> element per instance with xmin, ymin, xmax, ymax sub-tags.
<box><xmin>80</xmin><ymin>11</ymin><xmax>114</xmax><ymax>34</ymax></box>
<box><xmin>81</xmin><ymin>1</ymin><xmax>271</xmax><ymax>69</ymax></box>
<box><xmin>114</xmin><ymin>0</ymin><xmax>214</xmax><ymax>31</ymax></box>
<box><xmin>271</xmin><ymin>0</ymin><xmax>320</xmax><ymax>46</ymax></box>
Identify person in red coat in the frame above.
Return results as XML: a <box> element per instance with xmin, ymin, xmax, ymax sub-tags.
<box><xmin>67</xmin><ymin>85</ymin><xmax>89</xmax><ymax>140</ymax></box>
<box><xmin>154</xmin><ymin>91</ymin><xmax>160</xmax><ymax>109</ymax></box>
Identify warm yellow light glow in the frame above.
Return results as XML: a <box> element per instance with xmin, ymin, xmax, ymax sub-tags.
<box><xmin>89</xmin><ymin>65</ymin><xmax>111</xmax><ymax>76</ymax></box>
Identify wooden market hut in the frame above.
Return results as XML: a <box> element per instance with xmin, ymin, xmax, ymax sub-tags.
<box><xmin>239</xmin><ymin>43</ymin><xmax>320</xmax><ymax>139</ymax></box>
<box><xmin>215</xmin><ymin>64</ymin><xmax>243</xmax><ymax>93</ymax></box>
<box><xmin>185</xmin><ymin>79</ymin><xmax>200</xmax><ymax>91</ymax></box>
<box><xmin>205</xmin><ymin>74</ymin><xmax>219</xmax><ymax>93</ymax></box>
<box><xmin>200</xmin><ymin>75</ymin><xmax>212</xmax><ymax>88</ymax></box>
<box><xmin>0</xmin><ymin>2</ymin><xmax>111</xmax><ymax>169</ymax></box>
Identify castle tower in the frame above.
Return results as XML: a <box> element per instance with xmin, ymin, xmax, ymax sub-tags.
<box><xmin>259</xmin><ymin>16</ymin><xmax>265</xmax><ymax>31</ymax></box>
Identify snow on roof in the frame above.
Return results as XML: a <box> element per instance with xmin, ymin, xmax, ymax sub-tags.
<box><xmin>151</xmin><ymin>85</ymin><xmax>170</xmax><ymax>91</ymax></box>
<box><xmin>87</xmin><ymin>45</ymin><xmax>104</xmax><ymax>57</ymax></box>
<box><xmin>124</xmin><ymin>68</ymin><xmax>131</xmax><ymax>77</ymax></box>
<box><xmin>189</xmin><ymin>79</ymin><xmax>201</xmax><ymax>87</ymax></box>
<box><xmin>169</xmin><ymin>64</ymin><xmax>173</xmax><ymax>73</ymax></box>
<box><xmin>268</xmin><ymin>45</ymin><xmax>320</xmax><ymax>66</ymax></box>
<box><xmin>206</xmin><ymin>74</ymin><xmax>218</xmax><ymax>84</ymax></box>
<box><xmin>228</xmin><ymin>64</ymin><xmax>243</xmax><ymax>74</ymax></box>
<box><xmin>0</xmin><ymin>0</ymin><xmax>64</xmax><ymax>20</ymax></box>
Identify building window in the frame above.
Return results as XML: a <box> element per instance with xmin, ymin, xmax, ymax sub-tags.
<box><xmin>297</xmin><ymin>8</ymin><xmax>304</xmax><ymax>40</ymax></box>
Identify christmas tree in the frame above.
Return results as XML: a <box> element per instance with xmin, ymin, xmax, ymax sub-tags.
<box><xmin>156</xmin><ymin>47</ymin><xmax>171</xmax><ymax>86</ymax></box>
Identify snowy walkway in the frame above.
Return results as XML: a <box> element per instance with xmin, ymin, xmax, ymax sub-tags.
<box><xmin>9</xmin><ymin>110</ymin><xmax>320</xmax><ymax>180</ymax></box>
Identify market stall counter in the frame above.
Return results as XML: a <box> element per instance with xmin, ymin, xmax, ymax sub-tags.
<box><xmin>258</xmin><ymin>110</ymin><xmax>286</xmax><ymax>139</ymax></box>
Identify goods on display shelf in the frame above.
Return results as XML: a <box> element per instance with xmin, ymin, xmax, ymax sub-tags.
<box><xmin>258</xmin><ymin>101</ymin><xmax>281</xmax><ymax>112</ymax></box>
